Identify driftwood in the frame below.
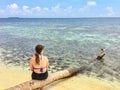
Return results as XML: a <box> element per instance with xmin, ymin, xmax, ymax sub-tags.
<box><xmin>6</xmin><ymin>67</ymin><xmax>85</xmax><ymax>90</ymax></box>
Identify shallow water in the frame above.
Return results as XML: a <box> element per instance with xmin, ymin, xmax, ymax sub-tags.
<box><xmin>0</xmin><ymin>18</ymin><xmax>120</xmax><ymax>81</ymax></box>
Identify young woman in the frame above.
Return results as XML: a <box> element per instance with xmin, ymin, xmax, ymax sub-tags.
<box><xmin>30</xmin><ymin>44</ymin><xmax>49</xmax><ymax>81</ymax></box>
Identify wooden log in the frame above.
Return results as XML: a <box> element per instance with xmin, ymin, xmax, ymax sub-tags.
<box><xmin>6</xmin><ymin>67</ymin><xmax>85</xmax><ymax>90</ymax></box>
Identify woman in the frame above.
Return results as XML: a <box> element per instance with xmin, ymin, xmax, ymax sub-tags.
<box><xmin>30</xmin><ymin>44</ymin><xmax>49</xmax><ymax>81</ymax></box>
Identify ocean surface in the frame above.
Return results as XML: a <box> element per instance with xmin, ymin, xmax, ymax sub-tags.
<box><xmin>0</xmin><ymin>18</ymin><xmax>120</xmax><ymax>81</ymax></box>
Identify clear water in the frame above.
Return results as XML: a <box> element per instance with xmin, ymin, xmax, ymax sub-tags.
<box><xmin>0</xmin><ymin>18</ymin><xmax>120</xmax><ymax>81</ymax></box>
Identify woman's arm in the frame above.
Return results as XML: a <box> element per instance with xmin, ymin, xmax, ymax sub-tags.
<box><xmin>30</xmin><ymin>58</ymin><xmax>34</xmax><ymax>71</ymax></box>
<box><xmin>45</xmin><ymin>57</ymin><xmax>49</xmax><ymax>69</ymax></box>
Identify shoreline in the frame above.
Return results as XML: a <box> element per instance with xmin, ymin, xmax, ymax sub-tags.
<box><xmin>0</xmin><ymin>63</ymin><xmax>120</xmax><ymax>90</ymax></box>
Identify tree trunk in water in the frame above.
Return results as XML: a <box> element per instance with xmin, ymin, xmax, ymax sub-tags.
<box><xmin>6</xmin><ymin>67</ymin><xmax>84</xmax><ymax>90</ymax></box>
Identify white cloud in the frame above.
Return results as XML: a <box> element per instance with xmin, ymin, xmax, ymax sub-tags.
<box><xmin>22</xmin><ymin>6</ymin><xmax>29</xmax><ymax>11</ymax></box>
<box><xmin>51</xmin><ymin>4</ymin><xmax>61</xmax><ymax>14</ymax></box>
<box><xmin>6</xmin><ymin>3</ymin><xmax>20</xmax><ymax>14</ymax></box>
<box><xmin>22</xmin><ymin>5</ymin><xmax>31</xmax><ymax>13</ymax></box>
<box><xmin>50</xmin><ymin>5</ymin><xmax>74</xmax><ymax>17</ymax></box>
<box><xmin>87</xmin><ymin>1</ymin><xmax>96</xmax><ymax>6</ymax></box>
<box><xmin>0</xmin><ymin>2</ymin><xmax>99</xmax><ymax>17</ymax></box>
<box><xmin>79</xmin><ymin>1</ymin><xmax>96</xmax><ymax>13</ymax></box>
<box><xmin>7</xmin><ymin>3</ymin><xmax>18</xmax><ymax>10</ymax></box>
<box><xmin>43</xmin><ymin>8</ymin><xmax>49</xmax><ymax>11</ymax></box>
<box><xmin>32</xmin><ymin>6</ymin><xmax>41</xmax><ymax>12</ymax></box>
<box><xmin>106</xmin><ymin>6</ymin><xmax>115</xmax><ymax>16</ymax></box>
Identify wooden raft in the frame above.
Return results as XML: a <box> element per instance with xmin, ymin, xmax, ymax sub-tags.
<box><xmin>6</xmin><ymin>67</ymin><xmax>84</xmax><ymax>90</ymax></box>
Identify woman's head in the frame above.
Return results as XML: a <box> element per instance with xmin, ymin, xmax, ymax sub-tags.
<box><xmin>35</xmin><ymin>44</ymin><xmax>44</xmax><ymax>64</ymax></box>
<box><xmin>35</xmin><ymin>44</ymin><xmax>44</xmax><ymax>55</ymax></box>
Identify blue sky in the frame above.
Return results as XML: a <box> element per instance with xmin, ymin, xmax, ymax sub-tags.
<box><xmin>0</xmin><ymin>0</ymin><xmax>119</xmax><ymax>18</ymax></box>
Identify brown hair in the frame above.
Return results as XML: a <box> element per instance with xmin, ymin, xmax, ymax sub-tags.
<box><xmin>35</xmin><ymin>44</ymin><xmax>44</xmax><ymax>64</ymax></box>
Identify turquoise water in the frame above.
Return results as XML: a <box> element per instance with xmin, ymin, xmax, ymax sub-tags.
<box><xmin>0</xmin><ymin>18</ymin><xmax>120</xmax><ymax>81</ymax></box>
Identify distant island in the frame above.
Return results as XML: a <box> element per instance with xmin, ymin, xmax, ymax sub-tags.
<box><xmin>8</xmin><ymin>17</ymin><xmax>20</xmax><ymax>19</ymax></box>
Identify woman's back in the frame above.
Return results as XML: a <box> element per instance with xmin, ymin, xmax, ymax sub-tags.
<box><xmin>30</xmin><ymin>56</ymin><xmax>49</xmax><ymax>74</ymax></box>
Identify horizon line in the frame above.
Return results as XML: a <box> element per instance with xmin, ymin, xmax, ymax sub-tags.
<box><xmin>0</xmin><ymin>17</ymin><xmax>120</xmax><ymax>19</ymax></box>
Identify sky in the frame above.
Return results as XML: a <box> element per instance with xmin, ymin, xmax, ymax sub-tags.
<box><xmin>0</xmin><ymin>0</ymin><xmax>120</xmax><ymax>18</ymax></box>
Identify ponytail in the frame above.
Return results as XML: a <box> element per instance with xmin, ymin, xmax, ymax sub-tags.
<box><xmin>35</xmin><ymin>53</ymin><xmax>40</xmax><ymax>64</ymax></box>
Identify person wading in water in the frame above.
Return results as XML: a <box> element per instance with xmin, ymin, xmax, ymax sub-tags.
<box><xmin>96</xmin><ymin>49</ymin><xmax>105</xmax><ymax>62</ymax></box>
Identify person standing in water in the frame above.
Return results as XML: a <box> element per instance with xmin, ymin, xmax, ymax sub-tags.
<box><xmin>96</xmin><ymin>49</ymin><xmax>105</xmax><ymax>62</ymax></box>
<box><xmin>30</xmin><ymin>44</ymin><xmax>49</xmax><ymax>90</ymax></box>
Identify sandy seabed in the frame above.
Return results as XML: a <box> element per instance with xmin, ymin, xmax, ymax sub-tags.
<box><xmin>0</xmin><ymin>64</ymin><xmax>120</xmax><ymax>90</ymax></box>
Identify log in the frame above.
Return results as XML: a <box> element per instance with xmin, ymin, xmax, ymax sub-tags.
<box><xmin>6</xmin><ymin>67</ymin><xmax>85</xmax><ymax>90</ymax></box>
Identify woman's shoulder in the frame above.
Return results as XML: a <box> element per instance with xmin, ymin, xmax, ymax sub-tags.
<box><xmin>43</xmin><ymin>56</ymin><xmax>48</xmax><ymax>61</ymax></box>
<box><xmin>30</xmin><ymin>57</ymin><xmax>35</xmax><ymax>62</ymax></box>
